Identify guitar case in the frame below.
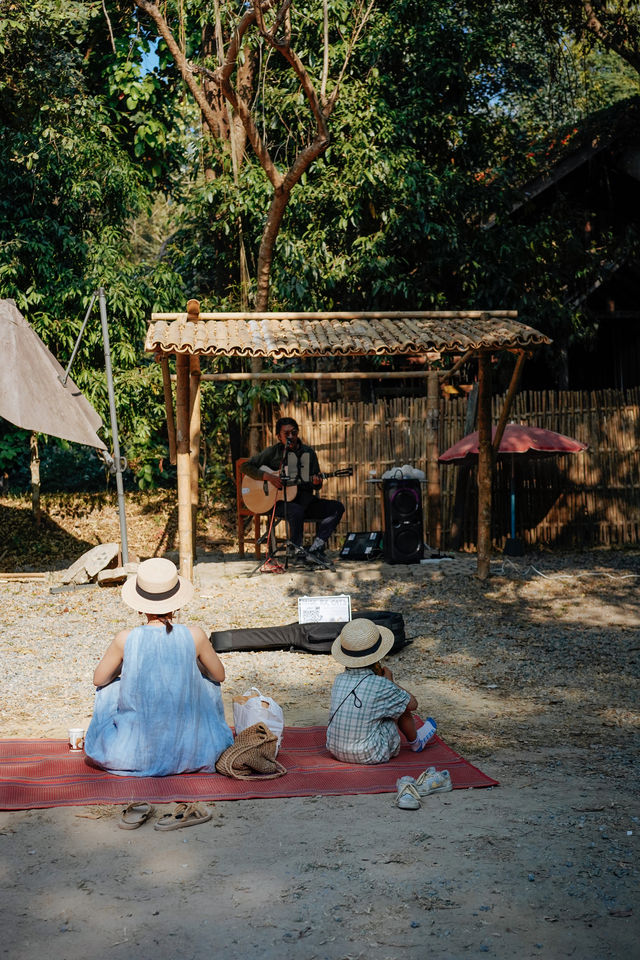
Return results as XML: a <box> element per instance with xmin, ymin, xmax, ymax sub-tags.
<box><xmin>210</xmin><ymin>609</ymin><xmax>409</xmax><ymax>656</ymax></box>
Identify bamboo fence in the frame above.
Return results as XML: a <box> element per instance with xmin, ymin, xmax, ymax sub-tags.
<box><xmin>254</xmin><ymin>387</ymin><xmax>640</xmax><ymax>549</ymax></box>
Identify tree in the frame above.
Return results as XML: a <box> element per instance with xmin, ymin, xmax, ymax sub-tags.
<box><xmin>133</xmin><ymin>0</ymin><xmax>375</xmax><ymax>311</ymax></box>
<box><xmin>0</xmin><ymin>0</ymin><xmax>188</xmax><ymax>485</ymax></box>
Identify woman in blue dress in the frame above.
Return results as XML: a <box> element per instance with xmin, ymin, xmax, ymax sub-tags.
<box><xmin>85</xmin><ymin>558</ymin><xmax>233</xmax><ymax>777</ymax></box>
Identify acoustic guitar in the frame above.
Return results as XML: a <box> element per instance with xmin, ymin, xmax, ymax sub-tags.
<box><xmin>241</xmin><ymin>466</ymin><xmax>353</xmax><ymax>515</ymax></box>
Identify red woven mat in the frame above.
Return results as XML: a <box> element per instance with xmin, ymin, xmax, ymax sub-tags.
<box><xmin>0</xmin><ymin>728</ymin><xmax>498</xmax><ymax>810</ymax></box>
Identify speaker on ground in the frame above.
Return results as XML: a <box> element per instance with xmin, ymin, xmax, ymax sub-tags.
<box><xmin>382</xmin><ymin>478</ymin><xmax>424</xmax><ymax>563</ymax></box>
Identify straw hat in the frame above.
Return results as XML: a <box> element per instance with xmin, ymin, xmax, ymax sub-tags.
<box><xmin>331</xmin><ymin>618</ymin><xmax>395</xmax><ymax>668</ymax></box>
<box><xmin>121</xmin><ymin>558</ymin><xmax>193</xmax><ymax>614</ymax></box>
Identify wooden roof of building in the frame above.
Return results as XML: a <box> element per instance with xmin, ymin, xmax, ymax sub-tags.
<box><xmin>145</xmin><ymin>310</ymin><xmax>550</xmax><ymax>359</ymax></box>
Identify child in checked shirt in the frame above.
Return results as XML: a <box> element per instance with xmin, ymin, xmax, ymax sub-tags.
<box><xmin>326</xmin><ymin>618</ymin><xmax>437</xmax><ymax>764</ymax></box>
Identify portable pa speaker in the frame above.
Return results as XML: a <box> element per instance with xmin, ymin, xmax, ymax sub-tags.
<box><xmin>382</xmin><ymin>478</ymin><xmax>424</xmax><ymax>563</ymax></box>
<box><xmin>339</xmin><ymin>531</ymin><xmax>383</xmax><ymax>560</ymax></box>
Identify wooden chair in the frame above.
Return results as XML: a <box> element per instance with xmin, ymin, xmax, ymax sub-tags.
<box><xmin>236</xmin><ymin>457</ymin><xmax>263</xmax><ymax>558</ymax></box>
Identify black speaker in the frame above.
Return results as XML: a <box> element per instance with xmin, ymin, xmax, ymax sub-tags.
<box><xmin>382</xmin><ymin>478</ymin><xmax>424</xmax><ymax>563</ymax></box>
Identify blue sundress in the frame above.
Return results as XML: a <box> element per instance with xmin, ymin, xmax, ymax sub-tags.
<box><xmin>85</xmin><ymin>623</ymin><xmax>233</xmax><ymax>777</ymax></box>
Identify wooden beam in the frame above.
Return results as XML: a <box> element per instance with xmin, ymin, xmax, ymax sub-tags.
<box><xmin>175</xmin><ymin>353</ymin><xmax>192</xmax><ymax>580</ymax></box>
<box><xmin>194</xmin><ymin>371</ymin><xmax>436</xmax><ymax>382</ymax></box>
<box><xmin>492</xmin><ymin>350</ymin><xmax>526</xmax><ymax>455</ymax></box>
<box><xmin>476</xmin><ymin>353</ymin><xmax>493</xmax><ymax>580</ymax></box>
<box><xmin>150</xmin><ymin>309</ymin><xmax>519</xmax><ymax>321</ymax></box>
<box><xmin>438</xmin><ymin>349</ymin><xmax>474</xmax><ymax>383</ymax></box>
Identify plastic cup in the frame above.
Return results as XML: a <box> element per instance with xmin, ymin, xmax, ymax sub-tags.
<box><xmin>68</xmin><ymin>728</ymin><xmax>85</xmax><ymax>751</ymax></box>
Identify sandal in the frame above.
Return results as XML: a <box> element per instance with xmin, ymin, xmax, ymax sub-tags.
<box><xmin>118</xmin><ymin>801</ymin><xmax>154</xmax><ymax>830</ymax></box>
<box><xmin>154</xmin><ymin>802</ymin><xmax>213</xmax><ymax>831</ymax></box>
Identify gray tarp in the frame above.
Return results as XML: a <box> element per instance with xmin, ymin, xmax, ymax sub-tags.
<box><xmin>0</xmin><ymin>298</ymin><xmax>107</xmax><ymax>451</ymax></box>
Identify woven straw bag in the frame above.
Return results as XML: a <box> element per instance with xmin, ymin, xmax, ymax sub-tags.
<box><xmin>215</xmin><ymin>722</ymin><xmax>287</xmax><ymax>780</ymax></box>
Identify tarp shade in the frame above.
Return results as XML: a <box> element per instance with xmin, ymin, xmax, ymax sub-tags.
<box><xmin>0</xmin><ymin>299</ymin><xmax>107</xmax><ymax>451</ymax></box>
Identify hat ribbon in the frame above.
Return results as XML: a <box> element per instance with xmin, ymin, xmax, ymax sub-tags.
<box><xmin>341</xmin><ymin>634</ymin><xmax>382</xmax><ymax>658</ymax></box>
<box><xmin>135</xmin><ymin>580</ymin><xmax>181</xmax><ymax>602</ymax></box>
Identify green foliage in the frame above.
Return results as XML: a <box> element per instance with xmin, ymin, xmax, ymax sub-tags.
<box><xmin>2</xmin><ymin>0</ymin><xmax>640</xmax><ymax>498</ymax></box>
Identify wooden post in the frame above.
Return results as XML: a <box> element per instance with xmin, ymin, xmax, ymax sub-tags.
<box><xmin>176</xmin><ymin>352</ymin><xmax>193</xmax><ymax>579</ymax></box>
<box><xmin>187</xmin><ymin>299</ymin><xmax>201</xmax><ymax>564</ymax></box>
<box><xmin>426</xmin><ymin>369</ymin><xmax>442</xmax><ymax>549</ymax></box>
<box><xmin>477</xmin><ymin>353</ymin><xmax>493</xmax><ymax>580</ymax></box>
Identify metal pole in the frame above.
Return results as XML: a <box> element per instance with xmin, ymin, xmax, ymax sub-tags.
<box><xmin>98</xmin><ymin>287</ymin><xmax>128</xmax><ymax>563</ymax></box>
<box><xmin>59</xmin><ymin>291</ymin><xmax>98</xmax><ymax>386</ymax></box>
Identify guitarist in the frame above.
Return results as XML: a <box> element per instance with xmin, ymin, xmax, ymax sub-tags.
<box><xmin>242</xmin><ymin>417</ymin><xmax>345</xmax><ymax>558</ymax></box>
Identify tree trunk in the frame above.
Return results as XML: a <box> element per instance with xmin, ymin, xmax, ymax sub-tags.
<box><xmin>30</xmin><ymin>433</ymin><xmax>41</xmax><ymax>525</ymax></box>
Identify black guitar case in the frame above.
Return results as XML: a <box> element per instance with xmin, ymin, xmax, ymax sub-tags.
<box><xmin>210</xmin><ymin>609</ymin><xmax>409</xmax><ymax>656</ymax></box>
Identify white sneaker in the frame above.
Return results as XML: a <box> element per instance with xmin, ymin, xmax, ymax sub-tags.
<box><xmin>414</xmin><ymin>769</ymin><xmax>452</xmax><ymax>796</ymax></box>
<box><xmin>395</xmin><ymin>780</ymin><xmax>422</xmax><ymax>810</ymax></box>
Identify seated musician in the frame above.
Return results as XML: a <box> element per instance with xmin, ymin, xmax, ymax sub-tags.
<box><xmin>242</xmin><ymin>417</ymin><xmax>345</xmax><ymax>557</ymax></box>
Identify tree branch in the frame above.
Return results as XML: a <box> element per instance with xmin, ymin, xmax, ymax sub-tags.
<box><xmin>134</xmin><ymin>0</ymin><xmax>283</xmax><ymax>189</ymax></box>
<box><xmin>582</xmin><ymin>1</ymin><xmax>640</xmax><ymax>73</ymax></box>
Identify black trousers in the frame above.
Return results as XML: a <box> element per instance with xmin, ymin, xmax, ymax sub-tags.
<box><xmin>274</xmin><ymin>491</ymin><xmax>345</xmax><ymax>547</ymax></box>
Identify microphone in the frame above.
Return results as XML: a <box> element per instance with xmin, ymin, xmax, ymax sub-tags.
<box><xmin>285</xmin><ymin>436</ymin><xmax>295</xmax><ymax>447</ymax></box>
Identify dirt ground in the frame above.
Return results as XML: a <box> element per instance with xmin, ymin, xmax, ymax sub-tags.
<box><xmin>0</xmin><ymin>494</ymin><xmax>638</xmax><ymax>959</ymax></box>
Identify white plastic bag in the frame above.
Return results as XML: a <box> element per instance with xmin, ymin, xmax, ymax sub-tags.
<box><xmin>232</xmin><ymin>687</ymin><xmax>284</xmax><ymax>755</ymax></box>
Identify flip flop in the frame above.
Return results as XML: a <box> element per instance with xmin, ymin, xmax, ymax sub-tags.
<box><xmin>153</xmin><ymin>802</ymin><xmax>213</xmax><ymax>831</ymax></box>
<box><xmin>118</xmin><ymin>802</ymin><xmax>154</xmax><ymax>830</ymax></box>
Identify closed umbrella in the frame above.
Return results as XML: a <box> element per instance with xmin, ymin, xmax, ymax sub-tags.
<box><xmin>0</xmin><ymin>298</ymin><xmax>107</xmax><ymax>452</ymax></box>
<box><xmin>439</xmin><ymin>424</ymin><xmax>587</xmax><ymax>551</ymax></box>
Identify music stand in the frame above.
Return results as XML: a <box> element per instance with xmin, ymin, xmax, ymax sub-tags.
<box><xmin>250</xmin><ymin>443</ymin><xmax>333</xmax><ymax>576</ymax></box>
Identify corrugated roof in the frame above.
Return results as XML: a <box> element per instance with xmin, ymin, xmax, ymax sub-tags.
<box><xmin>145</xmin><ymin>311</ymin><xmax>550</xmax><ymax>359</ymax></box>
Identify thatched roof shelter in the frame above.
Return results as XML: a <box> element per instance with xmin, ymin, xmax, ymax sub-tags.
<box><xmin>147</xmin><ymin>304</ymin><xmax>551</xmax><ymax>579</ymax></box>
<box><xmin>146</xmin><ymin>310</ymin><xmax>548</xmax><ymax>359</ymax></box>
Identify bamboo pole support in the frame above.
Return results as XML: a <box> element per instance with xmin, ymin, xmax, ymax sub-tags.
<box><xmin>160</xmin><ymin>357</ymin><xmax>177</xmax><ymax>465</ymax></box>
<box><xmin>190</xmin><ymin>356</ymin><xmax>201</xmax><ymax>562</ymax></box>
<box><xmin>476</xmin><ymin>353</ymin><xmax>493</xmax><ymax>579</ymax></box>
<box><xmin>175</xmin><ymin>352</ymin><xmax>193</xmax><ymax>580</ymax></box>
<box><xmin>493</xmin><ymin>349</ymin><xmax>526</xmax><ymax>454</ymax></box>
<box><xmin>187</xmin><ymin>299</ymin><xmax>202</xmax><ymax>564</ymax></box>
<box><xmin>426</xmin><ymin>369</ymin><xmax>442</xmax><ymax>549</ymax></box>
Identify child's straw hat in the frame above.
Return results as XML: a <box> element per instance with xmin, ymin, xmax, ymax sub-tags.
<box><xmin>331</xmin><ymin>618</ymin><xmax>394</xmax><ymax>668</ymax></box>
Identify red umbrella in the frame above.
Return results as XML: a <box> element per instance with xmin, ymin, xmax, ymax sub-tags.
<box><xmin>439</xmin><ymin>424</ymin><xmax>587</xmax><ymax>548</ymax></box>
<box><xmin>438</xmin><ymin>423</ymin><xmax>587</xmax><ymax>462</ymax></box>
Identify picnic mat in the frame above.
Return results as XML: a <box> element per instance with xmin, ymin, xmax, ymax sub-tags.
<box><xmin>0</xmin><ymin>727</ymin><xmax>498</xmax><ymax>810</ymax></box>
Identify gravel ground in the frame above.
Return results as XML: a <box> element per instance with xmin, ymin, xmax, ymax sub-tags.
<box><xmin>2</xmin><ymin>548</ymin><xmax>639</xmax><ymax>769</ymax></box>
<box><xmin>1</xmin><ymin>548</ymin><xmax>639</xmax><ymax>960</ymax></box>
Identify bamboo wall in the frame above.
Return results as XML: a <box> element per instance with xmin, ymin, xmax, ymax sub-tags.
<box><xmin>257</xmin><ymin>387</ymin><xmax>640</xmax><ymax>549</ymax></box>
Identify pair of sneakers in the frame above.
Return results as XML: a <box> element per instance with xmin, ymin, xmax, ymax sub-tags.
<box><xmin>395</xmin><ymin>768</ymin><xmax>453</xmax><ymax>810</ymax></box>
